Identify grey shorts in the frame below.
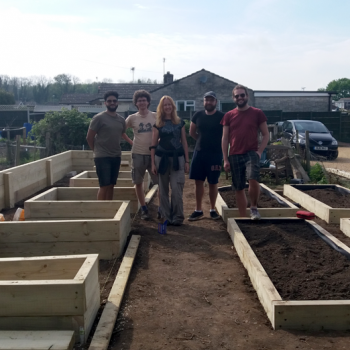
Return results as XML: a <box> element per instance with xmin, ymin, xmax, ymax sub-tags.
<box><xmin>229</xmin><ymin>151</ymin><xmax>260</xmax><ymax>191</ymax></box>
<box><xmin>131</xmin><ymin>153</ymin><xmax>158</xmax><ymax>185</ymax></box>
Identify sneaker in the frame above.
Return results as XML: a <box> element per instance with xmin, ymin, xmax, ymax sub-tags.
<box><xmin>141</xmin><ymin>209</ymin><xmax>150</xmax><ymax>220</ymax></box>
<box><xmin>188</xmin><ymin>211</ymin><xmax>203</xmax><ymax>221</ymax></box>
<box><xmin>250</xmin><ymin>208</ymin><xmax>261</xmax><ymax>220</ymax></box>
<box><xmin>210</xmin><ymin>211</ymin><xmax>220</xmax><ymax>220</ymax></box>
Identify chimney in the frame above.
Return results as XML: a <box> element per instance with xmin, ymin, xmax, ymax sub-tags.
<box><xmin>163</xmin><ymin>71</ymin><xmax>173</xmax><ymax>84</ymax></box>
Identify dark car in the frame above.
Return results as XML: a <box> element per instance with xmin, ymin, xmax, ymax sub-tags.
<box><xmin>282</xmin><ymin>120</ymin><xmax>338</xmax><ymax>160</ymax></box>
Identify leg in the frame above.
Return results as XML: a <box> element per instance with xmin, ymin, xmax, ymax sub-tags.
<box><xmin>206</xmin><ymin>152</ymin><xmax>223</xmax><ymax>212</ymax></box>
<box><xmin>248</xmin><ymin>179</ymin><xmax>260</xmax><ymax>208</ymax></box>
<box><xmin>135</xmin><ymin>183</ymin><xmax>146</xmax><ymax>206</ymax></box>
<box><xmin>95</xmin><ymin>157</ymin><xmax>120</xmax><ymax>201</ymax></box>
<box><xmin>195</xmin><ymin>180</ymin><xmax>204</xmax><ymax>211</ymax></box>
<box><xmin>235</xmin><ymin>189</ymin><xmax>248</xmax><ymax>216</ymax></box>
<box><xmin>208</xmin><ymin>183</ymin><xmax>218</xmax><ymax>210</ymax></box>
<box><xmin>97</xmin><ymin>185</ymin><xmax>110</xmax><ymax>200</ymax></box>
<box><xmin>105</xmin><ymin>184</ymin><xmax>114</xmax><ymax>200</ymax></box>
<box><xmin>170</xmin><ymin>156</ymin><xmax>185</xmax><ymax>225</ymax></box>
<box><xmin>131</xmin><ymin>154</ymin><xmax>148</xmax><ymax>206</ymax></box>
<box><xmin>155</xmin><ymin>155</ymin><xmax>171</xmax><ymax>222</ymax></box>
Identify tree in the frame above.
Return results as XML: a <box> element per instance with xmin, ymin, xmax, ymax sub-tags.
<box><xmin>325</xmin><ymin>78</ymin><xmax>350</xmax><ymax>100</ymax></box>
<box><xmin>30</xmin><ymin>108</ymin><xmax>91</xmax><ymax>154</ymax></box>
<box><xmin>0</xmin><ymin>89</ymin><xmax>15</xmax><ymax>104</ymax></box>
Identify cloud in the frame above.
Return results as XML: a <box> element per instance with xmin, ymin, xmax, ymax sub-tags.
<box><xmin>133</xmin><ymin>4</ymin><xmax>148</xmax><ymax>9</ymax></box>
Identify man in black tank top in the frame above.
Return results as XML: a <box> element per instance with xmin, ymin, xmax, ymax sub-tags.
<box><xmin>188</xmin><ymin>91</ymin><xmax>224</xmax><ymax>221</ymax></box>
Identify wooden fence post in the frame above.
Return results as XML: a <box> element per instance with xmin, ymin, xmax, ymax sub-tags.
<box><xmin>22</xmin><ymin>127</ymin><xmax>27</xmax><ymax>145</ymax></box>
<box><xmin>305</xmin><ymin>130</ymin><xmax>311</xmax><ymax>172</ymax></box>
<box><xmin>15</xmin><ymin>135</ymin><xmax>21</xmax><ymax>166</ymax></box>
<box><xmin>45</xmin><ymin>132</ymin><xmax>51</xmax><ymax>157</ymax></box>
<box><xmin>46</xmin><ymin>159</ymin><xmax>54</xmax><ymax>186</ymax></box>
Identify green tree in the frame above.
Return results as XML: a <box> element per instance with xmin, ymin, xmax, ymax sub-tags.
<box><xmin>30</xmin><ymin>108</ymin><xmax>91</xmax><ymax>154</ymax></box>
<box><xmin>325</xmin><ymin>78</ymin><xmax>350</xmax><ymax>100</ymax></box>
<box><xmin>0</xmin><ymin>89</ymin><xmax>15</xmax><ymax>104</ymax></box>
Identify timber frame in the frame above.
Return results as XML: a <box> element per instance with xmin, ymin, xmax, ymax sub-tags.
<box><xmin>227</xmin><ymin>218</ymin><xmax>350</xmax><ymax>330</ymax></box>
<box><xmin>0</xmin><ymin>254</ymin><xmax>100</xmax><ymax>344</ymax></box>
<box><xmin>216</xmin><ymin>184</ymin><xmax>299</xmax><ymax>223</ymax></box>
<box><xmin>284</xmin><ymin>184</ymin><xmax>350</xmax><ymax>224</ymax></box>
<box><xmin>25</xmin><ymin>187</ymin><xmax>139</xmax><ymax>214</ymax></box>
<box><xmin>69</xmin><ymin>170</ymin><xmax>150</xmax><ymax>192</ymax></box>
<box><xmin>0</xmin><ymin>201</ymin><xmax>131</xmax><ymax>259</ymax></box>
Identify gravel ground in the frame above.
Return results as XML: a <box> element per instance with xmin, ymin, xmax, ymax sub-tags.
<box><xmin>312</xmin><ymin>147</ymin><xmax>350</xmax><ymax>172</ymax></box>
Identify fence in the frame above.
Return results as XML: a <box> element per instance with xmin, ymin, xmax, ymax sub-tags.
<box><xmin>264</xmin><ymin>111</ymin><xmax>350</xmax><ymax>143</ymax></box>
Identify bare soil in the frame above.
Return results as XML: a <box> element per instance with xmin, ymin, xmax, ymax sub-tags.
<box><xmin>238</xmin><ymin>220</ymin><xmax>350</xmax><ymax>300</ymax></box>
<box><xmin>303</xmin><ymin>188</ymin><xmax>350</xmax><ymax>208</ymax></box>
<box><xmin>219</xmin><ymin>187</ymin><xmax>286</xmax><ymax>208</ymax></box>
<box><xmin>108</xmin><ymin>176</ymin><xmax>350</xmax><ymax>350</ymax></box>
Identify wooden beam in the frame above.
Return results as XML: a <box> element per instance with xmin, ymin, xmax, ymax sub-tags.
<box><xmin>88</xmin><ymin>235</ymin><xmax>140</xmax><ymax>350</ymax></box>
<box><xmin>0</xmin><ymin>330</ymin><xmax>74</xmax><ymax>350</ymax></box>
<box><xmin>3</xmin><ymin>172</ymin><xmax>13</xmax><ymax>209</ymax></box>
<box><xmin>145</xmin><ymin>184</ymin><xmax>158</xmax><ymax>204</ymax></box>
<box><xmin>46</xmin><ymin>159</ymin><xmax>54</xmax><ymax>187</ymax></box>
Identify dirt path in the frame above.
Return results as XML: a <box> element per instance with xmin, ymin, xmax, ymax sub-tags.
<box><xmin>314</xmin><ymin>147</ymin><xmax>350</xmax><ymax>172</ymax></box>
<box><xmin>109</xmin><ymin>176</ymin><xmax>350</xmax><ymax>350</ymax></box>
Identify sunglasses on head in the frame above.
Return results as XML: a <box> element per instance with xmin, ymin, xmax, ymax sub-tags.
<box><xmin>234</xmin><ymin>93</ymin><xmax>246</xmax><ymax>99</ymax></box>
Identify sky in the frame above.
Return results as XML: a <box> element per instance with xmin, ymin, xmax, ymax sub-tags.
<box><xmin>0</xmin><ymin>0</ymin><xmax>349</xmax><ymax>90</ymax></box>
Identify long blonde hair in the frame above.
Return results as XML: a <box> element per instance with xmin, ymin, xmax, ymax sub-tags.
<box><xmin>156</xmin><ymin>96</ymin><xmax>181</xmax><ymax>128</ymax></box>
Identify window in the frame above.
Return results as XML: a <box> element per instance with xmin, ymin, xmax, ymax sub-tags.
<box><xmin>176</xmin><ymin>100</ymin><xmax>195</xmax><ymax>112</ymax></box>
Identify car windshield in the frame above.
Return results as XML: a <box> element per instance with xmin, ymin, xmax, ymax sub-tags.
<box><xmin>294</xmin><ymin>122</ymin><xmax>329</xmax><ymax>133</ymax></box>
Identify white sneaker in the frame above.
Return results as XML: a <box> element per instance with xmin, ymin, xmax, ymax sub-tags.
<box><xmin>250</xmin><ymin>208</ymin><xmax>261</xmax><ymax>220</ymax></box>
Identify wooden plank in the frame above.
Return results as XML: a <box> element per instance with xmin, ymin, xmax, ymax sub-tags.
<box><xmin>26</xmin><ymin>187</ymin><xmax>57</xmax><ymax>202</ymax></box>
<box><xmin>0</xmin><ymin>330</ymin><xmax>74</xmax><ymax>350</ymax></box>
<box><xmin>0</xmin><ymin>241</ymin><xmax>120</xmax><ymax>260</ymax></box>
<box><xmin>227</xmin><ymin>219</ymin><xmax>281</xmax><ymax>325</ymax></box>
<box><xmin>274</xmin><ymin>301</ymin><xmax>350</xmax><ymax>330</ymax></box>
<box><xmin>24</xmin><ymin>201</ymin><xmax>123</xmax><ymax>219</ymax></box>
<box><xmin>46</xmin><ymin>159</ymin><xmax>54</xmax><ymax>187</ymax></box>
<box><xmin>56</xmin><ymin>187</ymin><xmax>135</xmax><ymax>200</ymax></box>
<box><xmin>0</xmin><ymin>220</ymin><xmax>122</xmax><ymax>242</ymax></box>
<box><xmin>0</xmin><ymin>257</ymin><xmax>85</xmax><ymax>280</ymax></box>
<box><xmin>69</xmin><ymin>178</ymin><xmax>133</xmax><ymax>188</ymax></box>
<box><xmin>89</xmin><ymin>235</ymin><xmax>141</xmax><ymax>350</ymax></box>
<box><xmin>340</xmin><ymin>218</ymin><xmax>350</xmax><ymax>238</ymax></box>
<box><xmin>145</xmin><ymin>184</ymin><xmax>158</xmax><ymax>204</ymax></box>
<box><xmin>113</xmin><ymin>202</ymin><xmax>131</xmax><ymax>256</ymax></box>
<box><xmin>4</xmin><ymin>173</ymin><xmax>13</xmax><ymax>209</ymax></box>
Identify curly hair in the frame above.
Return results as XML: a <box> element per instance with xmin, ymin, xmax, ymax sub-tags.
<box><xmin>133</xmin><ymin>90</ymin><xmax>151</xmax><ymax>108</ymax></box>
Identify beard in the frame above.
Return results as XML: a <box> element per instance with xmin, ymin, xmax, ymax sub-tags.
<box><xmin>204</xmin><ymin>104</ymin><xmax>216</xmax><ymax>112</ymax></box>
<box><xmin>106</xmin><ymin>105</ymin><xmax>118</xmax><ymax>112</ymax></box>
<box><xmin>236</xmin><ymin>99</ymin><xmax>248</xmax><ymax>108</ymax></box>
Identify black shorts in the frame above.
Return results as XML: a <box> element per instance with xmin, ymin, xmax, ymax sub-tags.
<box><xmin>189</xmin><ymin>151</ymin><xmax>222</xmax><ymax>184</ymax></box>
<box><xmin>229</xmin><ymin>151</ymin><xmax>260</xmax><ymax>191</ymax></box>
<box><xmin>94</xmin><ymin>156</ymin><xmax>121</xmax><ymax>187</ymax></box>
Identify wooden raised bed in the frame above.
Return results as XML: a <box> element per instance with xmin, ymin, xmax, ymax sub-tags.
<box><xmin>69</xmin><ymin>170</ymin><xmax>150</xmax><ymax>192</ymax></box>
<box><xmin>284</xmin><ymin>184</ymin><xmax>350</xmax><ymax>223</ymax></box>
<box><xmin>216</xmin><ymin>184</ymin><xmax>298</xmax><ymax>223</ymax></box>
<box><xmin>25</xmin><ymin>186</ymin><xmax>139</xmax><ymax>214</ymax></box>
<box><xmin>0</xmin><ymin>254</ymin><xmax>99</xmax><ymax>344</ymax></box>
<box><xmin>0</xmin><ymin>200</ymin><xmax>131</xmax><ymax>259</ymax></box>
<box><xmin>227</xmin><ymin>217</ymin><xmax>350</xmax><ymax>330</ymax></box>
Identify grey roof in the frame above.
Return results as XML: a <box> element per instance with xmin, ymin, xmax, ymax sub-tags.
<box><xmin>98</xmin><ymin>83</ymin><xmax>163</xmax><ymax>99</ymax></box>
<box><xmin>60</xmin><ymin>93</ymin><xmax>100</xmax><ymax>104</ymax></box>
<box><xmin>338</xmin><ymin>97</ymin><xmax>350</xmax><ymax>101</ymax></box>
<box><xmin>34</xmin><ymin>105</ymin><xmax>72</xmax><ymax>112</ymax></box>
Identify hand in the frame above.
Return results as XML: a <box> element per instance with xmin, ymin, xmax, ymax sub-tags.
<box><xmin>152</xmin><ymin>163</ymin><xmax>157</xmax><ymax>175</ymax></box>
<box><xmin>184</xmin><ymin>162</ymin><xmax>189</xmax><ymax>174</ymax></box>
<box><xmin>224</xmin><ymin>160</ymin><xmax>230</xmax><ymax>172</ymax></box>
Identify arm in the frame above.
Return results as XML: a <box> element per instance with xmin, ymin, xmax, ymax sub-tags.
<box><xmin>181</xmin><ymin>125</ymin><xmax>190</xmax><ymax>173</ymax></box>
<box><xmin>122</xmin><ymin>133</ymin><xmax>133</xmax><ymax>146</ymax></box>
<box><xmin>189</xmin><ymin>122</ymin><xmax>197</xmax><ymax>140</ymax></box>
<box><xmin>150</xmin><ymin>127</ymin><xmax>159</xmax><ymax>175</ymax></box>
<box><xmin>222</xmin><ymin>125</ymin><xmax>230</xmax><ymax>172</ymax></box>
<box><xmin>257</xmin><ymin>121</ymin><xmax>269</xmax><ymax>158</ymax></box>
<box><xmin>86</xmin><ymin>128</ymin><xmax>97</xmax><ymax>151</ymax></box>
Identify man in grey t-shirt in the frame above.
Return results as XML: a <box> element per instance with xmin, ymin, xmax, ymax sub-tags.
<box><xmin>86</xmin><ymin>91</ymin><xmax>126</xmax><ymax>200</ymax></box>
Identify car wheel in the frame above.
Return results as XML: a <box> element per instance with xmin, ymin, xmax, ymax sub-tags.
<box><xmin>328</xmin><ymin>151</ymin><xmax>338</xmax><ymax>161</ymax></box>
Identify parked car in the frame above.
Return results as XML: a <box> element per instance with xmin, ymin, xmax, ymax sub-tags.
<box><xmin>282</xmin><ymin>120</ymin><xmax>338</xmax><ymax>160</ymax></box>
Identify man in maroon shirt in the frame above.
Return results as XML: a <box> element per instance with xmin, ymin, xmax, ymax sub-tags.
<box><xmin>221</xmin><ymin>85</ymin><xmax>269</xmax><ymax>220</ymax></box>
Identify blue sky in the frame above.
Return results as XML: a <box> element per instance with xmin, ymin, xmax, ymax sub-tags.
<box><xmin>1</xmin><ymin>0</ymin><xmax>349</xmax><ymax>90</ymax></box>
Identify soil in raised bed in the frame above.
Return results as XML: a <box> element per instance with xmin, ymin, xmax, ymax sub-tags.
<box><xmin>219</xmin><ymin>188</ymin><xmax>286</xmax><ymax>208</ymax></box>
<box><xmin>303</xmin><ymin>188</ymin><xmax>350</xmax><ymax>208</ymax></box>
<box><xmin>238</xmin><ymin>220</ymin><xmax>350</xmax><ymax>300</ymax></box>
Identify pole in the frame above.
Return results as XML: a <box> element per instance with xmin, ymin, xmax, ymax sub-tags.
<box><xmin>305</xmin><ymin>130</ymin><xmax>310</xmax><ymax>172</ymax></box>
<box><xmin>22</xmin><ymin>127</ymin><xmax>26</xmax><ymax>145</ymax></box>
<box><xmin>15</xmin><ymin>135</ymin><xmax>20</xmax><ymax>166</ymax></box>
<box><xmin>295</xmin><ymin>130</ymin><xmax>299</xmax><ymax>154</ymax></box>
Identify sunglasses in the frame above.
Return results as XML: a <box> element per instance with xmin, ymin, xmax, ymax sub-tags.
<box><xmin>106</xmin><ymin>99</ymin><xmax>118</xmax><ymax>103</ymax></box>
<box><xmin>234</xmin><ymin>93</ymin><xmax>246</xmax><ymax>99</ymax></box>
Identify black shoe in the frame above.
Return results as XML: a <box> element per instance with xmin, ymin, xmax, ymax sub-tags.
<box><xmin>210</xmin><ymin>211</ymin><xmax>220</xmax><ymax>220</ymax></box>
<box><xmin>157</xmin><ymin>211</ymin><xmax>162</xmax><ymax>220</ymax></box>
<box><xmin>141</xmin><ymin>209</ymin><xmax>150</xmax><ymax>220</ymax></box>
<box><xmin>188</xmin><ymin>211</ymin><xmax>203</xmax><ymax>221</ymax></box>
<box><xmin>171</xmin><ymin>221</ymin><xmax>182</xmax><ymax>226</ymax></box>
